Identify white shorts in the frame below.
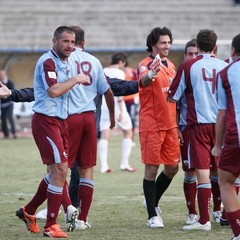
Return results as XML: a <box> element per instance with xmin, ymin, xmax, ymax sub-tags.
<box><xmin>100</xmin><ymin>112</ymin><xmax>132</xmax><ymax>131</ymax></box>
<box><xmin>100</xmin><ymin>95</ymin><xmax>132</xmax><ymax>131</ymax></box>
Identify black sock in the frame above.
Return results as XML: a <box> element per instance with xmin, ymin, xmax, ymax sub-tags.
<box><xmin>143</xmin><ymin>178</ymin><xmax>156</xmax><ymax>219</ymax></box>
<box><xmin>155</xmin><ymin>171</ymin><xmax>172</xmax><ymax>206</ymax></box>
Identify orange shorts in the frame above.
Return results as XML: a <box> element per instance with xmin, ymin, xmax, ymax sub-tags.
<box><xmin>139</xmin><ymin>128</ymin><xmax>180</xmax><ymax>166</ymax></box>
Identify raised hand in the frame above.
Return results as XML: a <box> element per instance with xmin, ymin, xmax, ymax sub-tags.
<box><xmin>148</xmin><ymin>54</ymin><xmax>161</xmax><ymax>79</ymax></box>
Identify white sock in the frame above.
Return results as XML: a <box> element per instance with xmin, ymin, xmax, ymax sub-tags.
<box><xmin>98</xmin><ymin>139</ymin><xmax>109</xmax><ymax>172</ymax></box>
<box><xmin>120</xmin><ymin>138</ymin><xmax>132</xmax><ymax>169</ymax></box>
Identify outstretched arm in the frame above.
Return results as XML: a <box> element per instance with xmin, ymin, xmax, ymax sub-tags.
<box><xmin>0</xmin><ymin>82</ymin><xmax>35</xmax><ymax>102</ymax></box>
<box><xmin>108</xmin><ymin>78</ymin><xmax>138</xmax><ymax>96</ymax></box>
<box><xmin>11</xmin><ymin>88</ymin><xmax>35</xmax><ymax>102</ymax></box>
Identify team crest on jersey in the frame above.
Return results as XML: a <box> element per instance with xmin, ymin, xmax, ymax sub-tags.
<box><xmin>139</xmin><ymin>65</ymin><xmax>146</xmax><ymax>73</ymax></box>
<box><xmin>48</xmin><ymin>71</ymin><xmax>57</xmax><ymax>79</ymax></box>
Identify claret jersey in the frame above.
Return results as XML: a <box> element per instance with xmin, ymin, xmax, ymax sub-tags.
<box><xmin>217</xmin><ymin>58</ymin><xmax>240</xmax><ymax>146</ymax></box>
<box><xmin>168</xmin><ymin>54</ymin><xmax>227</xmax><ymax>125</ymax></box>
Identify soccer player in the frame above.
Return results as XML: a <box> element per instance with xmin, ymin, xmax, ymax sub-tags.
<box><xmin>99</xmin><ymin>52</ymin><xmax>135</xmax><ymax>173</ymax></box>
<box><xmin>138</xmin><ymin>27</ymin><xmax>180</xmax><ymax>228</ymax></box>
<box><xmin>168</xmin><ymin>29</ymin><xmax>227</xmax><ymax>231</ymax></box>
<box><xmin>211</xmin><ymin>33</ymin><xmax>240</xmax><ymax>240</ymax></box>
<box><xmin>178</xmin><ymin>39</ymin><xmax>198</xmax><ymax>225</ymax></box>
<box><xmin>15</xmin><ymin>26</ymin><xmax>90</xmax><ymax>238</ymax></box>
<box><xmin>0</xmin><ymin>72</ymin><xmax>138</xmax><ymax>223</ymax></box>
<box><xmin>179</xmin><ymin>39</ymin><xmax>222</xmax><ymax>225</ymax></box>
<box><xmin>66</xmin><ymin>25</ymin><xmax>115</xmax><ymax>230</ymax></box>
<box><xmin>218</xmin><ymin>53</ymin><xmax>240</xmax><ymax>227</ymax></box>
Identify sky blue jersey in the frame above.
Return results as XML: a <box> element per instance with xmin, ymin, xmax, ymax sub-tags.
<box><xmin>32</xmin><ymin>49</ymin><xmax>71</xmax><ymax>119</ymax></box>
<box><xmin>169</xmin><ymin>54</ymin><xmax>227</xmax><ymax>125</ymax></box>
<box><xmin>68</xmin><ymin>48</ymin><xmax>110</xmax><ymax>115</ymax></box>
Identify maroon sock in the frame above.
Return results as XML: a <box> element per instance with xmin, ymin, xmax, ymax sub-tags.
<box><xmin>184</xmin><ymin>181</ymin><xmax>197</xmax><ymax>214</ymax></box>
<box><xmin>61</xmin><ymin>180</ymin><xmax>72</xmax><ymax>213</ymax></box>
<box><xmin>78</xmin><ymin>178</ymin><xmax>94</xmax><ymax>222</ymax></box>
<box><xmin>197</xmin><ymin>183</ymin><xmax>211</xmax><ymax>224</ymax></box>
<box><xmin>45</xmin><ymin>184</ymin><xmax>63</xmax><ymax>229</ymax></box>
<box><xmin>25</xmin><ymin>176</ymin><xmax>50</xmax><ymax>215</ymax></box>
<box><xmin>226</xmin><ymin>209</ymin><xmax>240</xmax><ymax>237</ymax></box>
<box><xmin>211</xmin><ymin>179</ymin><xmax>221</xmax><ymax>211</ymax></box>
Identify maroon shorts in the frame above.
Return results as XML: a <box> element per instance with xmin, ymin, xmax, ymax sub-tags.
<box><xmin>219</xmin><ymin>144</ymin><xmax>240</xmax><ymax>177</ymax></box>
<box><xmin>188</xmin><ymin>124</ymin><xmax>217</xmax><ymax>170</ymax></box>
<box><xmin>180</xmin><ymin>127</ymin><xmax>194</xmax><ymax>172</ymax></box>
<box><xmin>67</xmin><ymin>112</ymin><xmax>97</xmax><ymax>169</ymax></box>
<box><xmin>32</xmin><ymin>113</ymin><xmax>69</xmax><ymax>165</ymax></box>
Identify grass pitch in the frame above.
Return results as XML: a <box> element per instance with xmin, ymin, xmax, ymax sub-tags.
<box><xmin>0</xmin><ymin>134</ymin><xmax>234</xmax><ymax>239</ymax></box>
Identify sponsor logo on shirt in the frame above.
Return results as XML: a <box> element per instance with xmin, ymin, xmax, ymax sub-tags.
<box><xmin>173</xmin><ymin>158</ymin><xmax>180</xmax><ymax>162</ymax></box>
<box><xmin>162</xmin><ymin>87</ymin><xmax>169</xmax><ymax>92</ymax></box>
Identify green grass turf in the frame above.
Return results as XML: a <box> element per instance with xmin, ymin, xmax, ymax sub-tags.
<box><xmin>0</xmin><ymin>134</ymin><xmax>234</xmax><ymax>239</ymax></box>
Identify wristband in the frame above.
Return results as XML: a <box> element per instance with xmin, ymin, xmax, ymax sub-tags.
<box><xmin>148</xmin><ymin>69</ymin><xmax>157</xmax><ymax>80</ymax></box>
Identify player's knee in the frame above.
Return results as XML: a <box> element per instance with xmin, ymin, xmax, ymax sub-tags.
<box><xmin>53</xmin><ymin>163</ymin><xmax>68</xmax><ymax>179</ymax></box>
<box><xmin>144</xmin><ymin>165</ymin><xmax>158</xmax><ymax>180</ymax></box>
<box><xmin>164</xmin><ymin>165</ymin><xmax>178</xmax><ymax>178</ymax></box>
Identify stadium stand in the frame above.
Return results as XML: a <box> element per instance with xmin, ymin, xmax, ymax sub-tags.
<box><xmin>0</xmin><ymin>0</ymin><xmax>239</xmax><ymax>87</ymax></box>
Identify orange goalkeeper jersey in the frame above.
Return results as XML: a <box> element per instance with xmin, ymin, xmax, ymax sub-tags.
<box><xmin>137</xmin><ymin>55</ymin><xmax>177</xmax><ymax>132</ymax></box>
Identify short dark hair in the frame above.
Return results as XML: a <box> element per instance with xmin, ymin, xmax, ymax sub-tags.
<box><xmin>184</xmin><ymin>39</ymin><xmax>197</xmax><ymax>54</ymax></box>
<box><xmin>53</xmin><ymin>26</ymin><xmax>75</xmax><ymax>39</ymax></box>
<box><xmin>146</xmin><ymin>27</ymin><xmax>173</xmax><ymax>52</ymax></box>
<box><xmin>232</xmin><ymin>33</ymin><xmax>240</xmax><ymax>55</ymax></box>
<box><xmin>111</xmin><ymin>52</ymin><xmax>127</xmax><ymax>65</ymax></box>
<box><xmin>70</xmin><ymin>26</ymin><xmax>85</xmax><ymax>46</ymax></box>
<box><xmin>196</xmin><ymin>29</ymin><xmax>217</xmax><ymax>52</ymax></box>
